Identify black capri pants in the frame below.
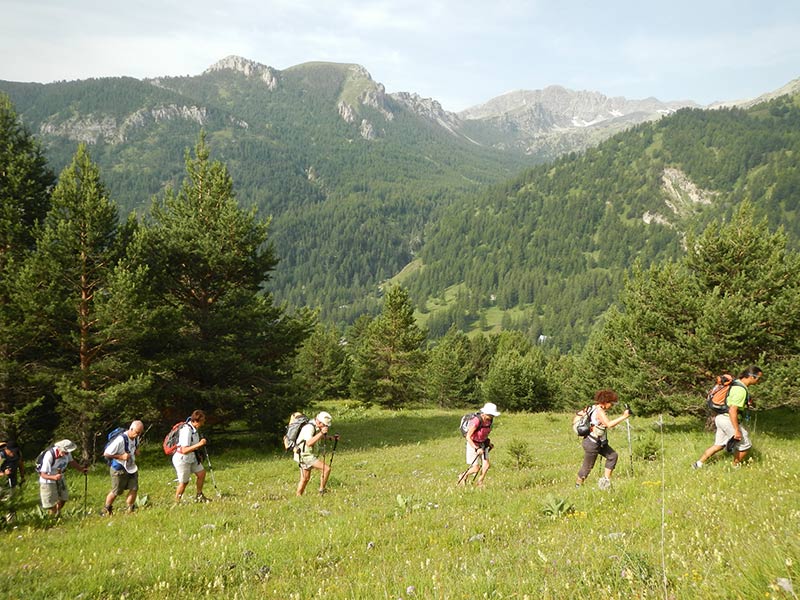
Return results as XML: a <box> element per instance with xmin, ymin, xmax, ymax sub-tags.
<box><xmin>577</xmin><ymin>436</ymin><xmax>618</xmax><ymax>480</ymax></box>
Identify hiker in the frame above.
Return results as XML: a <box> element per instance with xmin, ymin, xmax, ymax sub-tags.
<box><xmin>172</xmin><ymin>410</ymin><xmax>210</xmax><ymax>503</ymax></box>
<box><xmin>102</xmin><ymin>421</ymin><xmax>145</xmax><ymax>515</ymax></box>
<box><xmin>575</xmin><ymin>389</ymin><xmax>631</xmax><ymax>490</ymax></box>
<box><xmin>458</xmin><ymin>402</ymin><xmax>500</xmax><ymax>487</ymax></box>
<box><xmin>294</xmin><ymin>411</ymin><xmax>333</xmax><ymax>496</ymax></box>
<box><xmin>0</xmin><ymin>441</ymin><xmax>25</xmax><ymax>490</ymax></box>
<box><xmin>693</xmin><ymin>366</ymin><xmax>762</xmax><ymax>469</ymax></box>
<box><xmin>37</xmin><ymin>439</ymin><xmax>87</xmax><ymax>516</ymax></box>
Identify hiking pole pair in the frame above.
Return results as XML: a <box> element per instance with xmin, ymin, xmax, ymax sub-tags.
<box><xmin>457</xmin><ymin>450</ymin><xmax>482</xmax><ymax>485</ymax></box>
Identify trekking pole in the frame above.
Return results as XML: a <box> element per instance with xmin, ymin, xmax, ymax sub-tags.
<box><xmin>457</xmin><ymin>451</ymin><xmax>481</xmax><ymax>486</ymax></box>
<box><xmin>204</xmin><ymin>449</ymin><xmax>221</xmax><ymax>498</ymax></box>
<box><xmin>471</xmin><ymin>448</ymin><xmax>487</xmax><ymax>484</ymax></box>
<box><xmin>83</xmin><ymin>470</ymin><xmax>88</xmax><ymax>515</ymax></box>
<box><xmin>626</xmin><ymin>420</ymin><xmax>634</xmax><ymax>476</ymax></box>
<box><xmin>327</xmin><ymin>435</ymin><xmax>339</xmax><ymax>472</ymax></box>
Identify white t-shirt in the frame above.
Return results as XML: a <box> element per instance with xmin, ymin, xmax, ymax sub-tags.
<box><xmin>293</xmin><ymin>422</ymin><xmax>318</xmax><ymax>463</ymax></box>
<box><xmin>38</xmin><ymin>449</ymin><xmax>71</xmax><ymax>484</ymax></box>
<box><xmin>172</xmin><ymin>423</ymin><xmax>200</xmax><ymax>465</ymax></box>
<box><xmin>105</xmin><ymin>433</ymin><xmax>139</xmax><ymax>473</ymax></box>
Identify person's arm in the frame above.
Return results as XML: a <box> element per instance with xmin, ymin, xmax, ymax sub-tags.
<box><xmin>729</xmin><ymin>404</ymin><xmax>742</xmax><ymax>439</ymax></box>
<box><xmin>597</xmin><ymin>406</ymin><xmax>630</xmax><ymax>429</ymax></box>
<box><xmin>178</xmin><ymin>426</ymin><xmax>207</xmax><ymax>454</ymax></box>
<box><xmin>104</xmin><ymin>439</ymin><xmax>129</xmax><ymax>463</ymax></box>
<box><xmin>70</xmin><ymin>459</ymin><xmax>88</xmax><ymax>474</ymax></box>
<box><xmin>465</xmin><ymin>419</ymin><xmax>480</xmax><ymax>450</ymax></box>
<box><xmin>39</xmin><ymin>454</ymin><xmax>61</xmax><ymax>481</ymax></box>
<box><xmin>305</xmin><ymin>424</ymin><xmax>328</xmax><ymax>449</ymax></box>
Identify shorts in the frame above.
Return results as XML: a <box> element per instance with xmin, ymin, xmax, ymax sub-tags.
<box><xmin>174</xmin><ymin>460</ymin><xmax>204</xmax><ymax>484</ymax></box>
<box><xmin>40</xmin><ymin>480</ymin><xmax>68</xmax><ymax>508</ymax></box>
<box><xmin>110</xmin><ymin>469</ymin><xmax>139</xmax><ymax>495</ymax></box>
<box><xmin>713</xmin><ymin>414</ymin><xmax>752</xmax><ymax>451</ymax></box>
<box><xmin>296</xmin><ymin>454</ymin><xmax>320</xmax><ymax>471</ymax></box>
<box><xmin>466</xmin><ymin>444</ymin><xmax>490</xmax><ymax>465</ymax></box>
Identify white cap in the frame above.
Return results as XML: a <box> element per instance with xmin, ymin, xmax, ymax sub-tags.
<box><xmin>316</xmin><ymin>411</ymin><xmax>332</xmax><ymax>427</ymax></box>
<box><xmin>55</xmin><ymin>439</ymin><xmax>77</xmax><ymax>453</ymax></box>
<box><xmin>480</xmin><ymin>403</ymin><xmax>500</xmax><ymax>416</ymax></box>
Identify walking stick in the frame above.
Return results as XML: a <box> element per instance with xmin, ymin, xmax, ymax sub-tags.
<box><xmin>626</xmin><ymin>420</ymin><xmax>634</xmax><ymax>476</ymax></box>
<box><xmin>83</xmin><ymin>470</ymin><xmax>88</xmax><ymax>515</ymax></box>
<box><xmin>457</xmin><ymin>451</ymin><xmax>481</xmax><ymax>485</ymax></box>
<box><xmin>327</xmin><ymin>435</ymin><xmax>339</xmax><ymax>472</ymax></box>
<box><xmin>204</xmin><ymin>449</ymin><xmax>221</xmax><ymax>497</ymax></box>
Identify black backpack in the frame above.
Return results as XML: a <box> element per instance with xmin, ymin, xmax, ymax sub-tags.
<box><xmin>459</xmin><ymin>412</ymin><xmax>485</xmax><ymax>437</ymax></box>
<box><xmin>34</xmin><ymin>447</ymin><xmax>56</xmax><ymax>473</ymax></box>
<box><xmin>572</xmin><ymin>406</ymin><xmax>594</xmax><ymax>437</ymax></box>
<box><xmin>283</xmin><ymin>413</ymin><xmax>311</xmax><ymax>452</ymax></box>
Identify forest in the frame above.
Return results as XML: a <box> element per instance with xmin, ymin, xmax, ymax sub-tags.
<box><xmin>2</xmin><ymin>89</ymin><xmax>800</xmax><ymax>460</ymax></box>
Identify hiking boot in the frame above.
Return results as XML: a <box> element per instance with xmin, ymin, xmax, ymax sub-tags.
<box><xmin>318</xmin><ymin>489</ymin><xmax>327</xmax><ymax>495</ymax></box>
<box><xmin>691</xmin><ymin>461</ymin><xmax>703</xmax><ymax>469</ymax></box>
<box><xmin>101</xmin><ymin>505</ymin><xmax>113</xmax><ymax>516</ymax></box>
<box><xmin>126</xmin><ymin>505</ymin><xmax>136</xmax><ymax>514</ymax></box>
<box><xmin>195</xmin><ymin>493</ymin><xmax>211</xmax><ymax>503</ymax></box>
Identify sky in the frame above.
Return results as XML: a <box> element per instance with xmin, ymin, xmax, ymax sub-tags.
<box><xmin>2</xmin><ymin>0</ymin><xmax>800</xmax><ymax>112</ymax></box>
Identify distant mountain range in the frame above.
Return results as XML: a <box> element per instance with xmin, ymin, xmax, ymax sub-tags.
<box><xmin>1</xmin><ymin>56</ymin><xmax>798</xmax><ymax>344</ymax></box>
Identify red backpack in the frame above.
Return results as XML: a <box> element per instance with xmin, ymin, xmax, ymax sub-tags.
<box><xmin>162</xmin><ymin>420</ymin><xmax>189</xmax><ymax>455</ymax></box>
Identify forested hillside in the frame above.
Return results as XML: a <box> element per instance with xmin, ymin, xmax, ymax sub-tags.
<box><xmin>407</xmin><ymin>94</ymin><xmax>800</xmax><ymax>350</ymax></box>
<box><xmin>0</xmin><ymin>60</ymin><xmax>532</xmax><ymax>325</ymax></box>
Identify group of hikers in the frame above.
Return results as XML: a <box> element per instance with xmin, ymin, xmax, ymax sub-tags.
<box><xmin>1</xmin><ymin>365</ymin><xmax>762</xmax><ymax>515</ymax></box>
<box><xmin>458</xmin><ymin>365</ymin><xmax>763</xmax><ymax>489</ymax></box>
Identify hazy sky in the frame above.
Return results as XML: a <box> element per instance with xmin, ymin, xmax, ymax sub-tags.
<box><xmin>2</xmin><ymin>0</ymin><xmax>799</xmax><ymax>112</ymax></box>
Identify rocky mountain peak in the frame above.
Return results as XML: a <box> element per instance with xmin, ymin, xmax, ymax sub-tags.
<box><xmin>204</xmin><ymin>55</ymin><xmax>278</xmax><ymax>90</ymax></box>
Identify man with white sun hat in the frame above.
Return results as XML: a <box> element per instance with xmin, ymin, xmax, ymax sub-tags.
<box><xmin>37</xmin><ymin>439</ymin><xmax>87</xmax><ymax>516</ymax></box>
<box><xmin>458</xmin><ymin>402</ymin><xmax>500</xmax><ymax>487</ymax></box>
<box><xmin>294</xmin><ymin>411</ymin><xmax>334</xmax><ymax>496</ymax></box>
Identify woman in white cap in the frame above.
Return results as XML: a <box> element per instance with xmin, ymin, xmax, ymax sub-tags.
<box><xmin>458</xmin><ymin>403</ymin><xmax>500</xmax><ymax>487</ymax></box>
<box><xmin>37</xmin><ymin>439</ymin><xmax>87</xmax><ymax>516</ymax></box>
<box><xmin>294</xmin><ymin>411</ymin><xmax>333</xmax><ymax>496</ymax></box>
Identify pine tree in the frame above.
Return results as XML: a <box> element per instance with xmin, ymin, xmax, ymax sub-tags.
<box><xmin>424</xmin><ymin>325</ymin><xmax>474</xmax><ymax>407</ymax></box>
<box><xmin>0</xmin><ymin>95</ymin><xmax>56</xmax><ymax>442</ymax></box>
<box><xmin>130</xmin><ymin>133</ymin><xmax>312</xmax><ymax>427</ymax></box>
<box><xmin>13</xmin><ymin>145</ymin><xmax>144</xmax><ymax>458</ymax></box>
<box><xmin>349</xmin><ymin>286</ymin><xmax>426</xmax><ymax>408</ymax></box>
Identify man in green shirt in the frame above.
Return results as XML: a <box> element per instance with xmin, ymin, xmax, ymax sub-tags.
<box><xmin>693</xmin><ymin>366</ymin><xmax>762</xmax><ymax>468</ymax></box>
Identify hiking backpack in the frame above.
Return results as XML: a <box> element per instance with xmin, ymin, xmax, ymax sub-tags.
<box><xmin>283</xmin><ymin>413</ymin><xmax>311</xmax><ymax>452</ymax></box>
<box><xmin>706</xmin><ymin>374</ymin><xmax>737</xmax><ymax>415</ymax></box>
<box><xmin>34</xmin><ymin>447</ymin><xmax>56</xmax><ymax>473</ymax></box>
<box><xmin>572</xmin><ymin>406</ymin><xmax>594</xmax><ymax>437</ymax></box>
<box><xmin>459</xmin><ymin>412</ymin><xmax>483</xmax><ymax>437</ymax></box>
<box><xmin>104</xmin><ymin>427</ymin><xmax>131</xmax><ymax>469</ymax></box>
<box><xmin>163</xmin><ymin>419</ymin><xmax>189</xmax><ymax>455</ymax></box>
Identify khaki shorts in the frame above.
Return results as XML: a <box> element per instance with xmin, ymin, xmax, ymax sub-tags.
<box><xmin>714</xmin><ymin>414</ymin><xmax>752</xmax><ymax>451</ymax></box>
<box><xmin>110</xmin><ymin>469</ymin><xmax>139</xmax><ymax>495</ymax></box>
<box><xmin>40</xmin><ymin>480</ymin><xmax>68</xmax><ymax>508</ymax></box>
<box><xmin>466</xmin><ymin>444</ymin><xmax>490</xmax><ymax>465</ymax></box>
<box><xmin>174</xmin><ymin>461</ymin><xmax>204</xmax><ymax>484</ymax></box>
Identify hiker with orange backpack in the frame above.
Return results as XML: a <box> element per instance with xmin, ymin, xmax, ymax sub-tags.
<box><xmin>693</xmin><ymin>366</ymin><xmax>762</xmax><ymax>469</ymax></box>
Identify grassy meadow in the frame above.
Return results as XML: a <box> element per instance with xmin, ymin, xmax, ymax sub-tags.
<box><xmin>1</xmin><ymin>404</ymin><xmax>798</xmax><ymax>600</ymax></box>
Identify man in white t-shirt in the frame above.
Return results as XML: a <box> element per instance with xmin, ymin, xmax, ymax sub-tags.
<box><xmin>172</xmin><ymin>410</ymin><xmax>209</xmax><ymax>503</ymax></box>
<box><xmin>102</xmin><ymin>421</ymin><xmax>145</xmax><ymax>515</ymax></box>
<box><xmin>38</xmin><ymin>439</ymin><xmax>87</xmax><ymax>516</ymax></box>
<box><xmin>294</xmin><ymin>412</ymin><xmax>333</xmax><ymax>496</ymax></box>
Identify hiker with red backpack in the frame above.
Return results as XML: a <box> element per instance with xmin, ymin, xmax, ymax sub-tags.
<box><xmin>693</xmin><ymin>366</ymin><xmax>762</xmax><ymax>469</ymax></box>
<box><xmin>457</xmin><ymin>402</ymin><xmax>500</xmax><ymax>487</ymax></box>
<box><xmin>172</xmin><ymin>410</ymin><xmax>210</xmax><ymax>503</ymax></box>
<box><xmin>102</xmin><ymin>421</ymin><xmax>145</xmax><ymax>515</ymax></box>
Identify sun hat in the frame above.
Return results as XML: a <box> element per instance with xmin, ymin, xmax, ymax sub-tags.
<box><xmin>55</xmin><ymin>439</ymin><xmax>77</xmax><ymax>453</ymax></box>
<box><xmin>316</xmin><ymin>411</ymin><xmax>333</xmax><ymax>427</ymax></box>
<box><xmin>480</xmin><ymin>402</ymin><xmax>501</xmax><ymax>416</ymax></box>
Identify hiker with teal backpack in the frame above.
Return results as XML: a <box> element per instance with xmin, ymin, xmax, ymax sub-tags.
<box><xmin>102</xmin><ymin>421</ymin><xmax>145</xmax><ymax>515</ymax></box>
<box><xmin>693</xmin><ymin>366</ymin><xmax>762</xmax><ymax>469</ymax></box>
<box><xmin>36</xmin><ymin>439</ymin><xmax>87</xmax><ymax>516</ymax></box>
<box><xmin>575</xmin><ymin>389</ymin><xmax>631</xmax><ymax>490</ymax></box>
<box><xmin>457</xmin><ymin>403</ymin><xmax>500</xmax><ymax>487</ymax></box>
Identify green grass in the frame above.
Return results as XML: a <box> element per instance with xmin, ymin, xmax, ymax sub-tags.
<box><xmin>2</xmin><ymin>406</ymin><xmax>798</xmax><ymax>599</ymax></box>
